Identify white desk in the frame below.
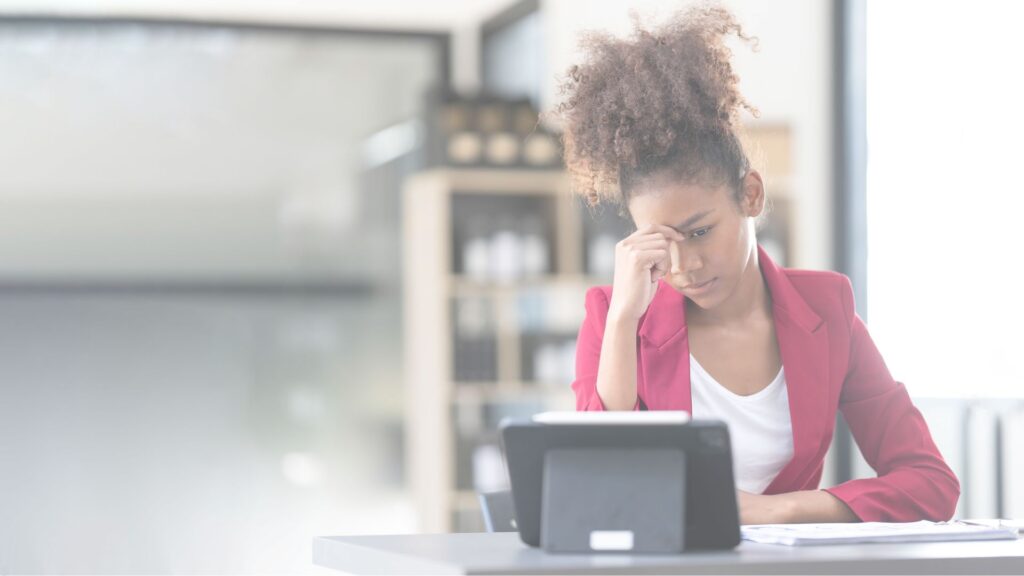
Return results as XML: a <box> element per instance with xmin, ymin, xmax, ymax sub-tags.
<box><xmin>313</xmin><ymin>531</ymin><xmax>1024</xmax><ymax>575</ymax></box>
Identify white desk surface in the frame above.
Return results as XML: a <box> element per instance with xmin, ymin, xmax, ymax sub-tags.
<box><xmin>313</xmin><ymin>531</ymin><xmax>1024</xmax><ymax>575</ymax></box>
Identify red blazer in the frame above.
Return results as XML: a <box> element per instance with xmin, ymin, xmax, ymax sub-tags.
<box><xmin>571</xmin><ymin>245</ymin><xmax>960</xmax><ymax>522</ymax></box>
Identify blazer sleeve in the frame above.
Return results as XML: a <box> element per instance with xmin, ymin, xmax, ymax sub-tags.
<box><xmin>570</xmin><ymin>287</ymin><xmax>644</xmax><ymax>411</ymax></box>
<box><xmin>823</xmin><ymin>278</ymin><xmax>960</xmax><ymax>522</ymax></box>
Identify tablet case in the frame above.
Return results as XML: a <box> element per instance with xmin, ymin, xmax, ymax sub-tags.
<box><xmin>541</xmin><ymin>448</ymin><xmax>686</xmax><ymax>553</ymax></box>
<box><xmin>501</xmin><ymin>419</ymin><xmax>740</xmax><ymax>552</ymax></box>
<box><xmin>478</xmin><ymin>489</ymin><xmax>517</xmax><ymax>532</ymax></box>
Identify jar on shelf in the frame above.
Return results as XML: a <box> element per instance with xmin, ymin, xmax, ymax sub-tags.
<box><xmin>462</xmin><ymin>218</ymin><xmax>491</xmax><ymax>281</ymax></box>
<box><xmin>587</xmin><ymin>232</ymin><xmax>617</xmax><ymax>278</ymax></box>
<box><xmin>520</xmin><ymin>215</ymin><xmax>549</xmax><ymax>278</ymax></box>
<box><xmin>489</xmin><ymin>216</ymin><xmax>523</xmax><ymax>283</ymax></box>
<box><xmin>472</xmin><ymin>443</ymin><xmax>509</xmax><ymax>493</ymax></box>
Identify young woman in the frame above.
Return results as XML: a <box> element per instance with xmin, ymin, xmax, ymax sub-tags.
<box><xmin>558</xmin><ymin>5</ymin><xmax>959</xmax><ymax>525</ymax></box>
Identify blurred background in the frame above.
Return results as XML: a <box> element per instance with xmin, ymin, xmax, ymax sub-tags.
<box><xmin>0</xmin><ymin>0</ymin><xmax>1021</xmax><ymax>573</ymax></box>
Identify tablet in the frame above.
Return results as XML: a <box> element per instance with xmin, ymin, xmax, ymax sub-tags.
<box><xmin>500</xmin><ymin>414</ymin><xmax>741</xmax><ymax>550</ymax></box>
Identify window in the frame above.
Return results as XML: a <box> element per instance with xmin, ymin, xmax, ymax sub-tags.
<box><xmin>866</xmin><ymin>1</ymin><xmax>1024</xmax><ymax>398</ymax></box>
<box><xmin>0</xmin><ymin>18</ymin><xmax>447</xmax><ymax>572</ymax></box>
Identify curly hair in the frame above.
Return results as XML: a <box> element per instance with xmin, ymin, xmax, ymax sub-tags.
<box><xmin>556</xmin><ymin>3</ymin><xmax>759</xmax><ymax>208</ymax></box>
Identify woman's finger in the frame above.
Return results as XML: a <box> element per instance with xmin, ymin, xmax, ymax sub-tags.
<box><xmin>637</xmin><ymin>224</ymin><xmax>684</xmax><ymax>241</ymax></box>
<box><xmin>621</xmin><ymin>232</ymin><xmax>680</xmax><ymax>248</ymax></box>
<box><xmin>629</xmin><ymin>238</ymin><xmax>672</xmax><ymax>251</ymax></box>
<box><xmin>650</xmin><ymin>256</ymin><xmax>669</xmax><ymax>281</ymax></box>
<box><xmin>631</xmin><ymin>249</ymin><xmax>670</xmax><ymax>270</ymax></box>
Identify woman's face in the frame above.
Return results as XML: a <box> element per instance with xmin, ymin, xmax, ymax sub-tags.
<box><xmin>626</xmin><ymin>171</ymin><xmax>764</xmax><ymax>310</ymax></box>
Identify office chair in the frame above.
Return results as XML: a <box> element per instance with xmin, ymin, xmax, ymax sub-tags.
<box><xmin>477</xmin><ymin>489</ymin><xmax>517</xmax><ymax>532</ymax></box>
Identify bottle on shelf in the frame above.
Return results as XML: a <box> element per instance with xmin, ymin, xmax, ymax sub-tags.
<box><xmin>453</xmin><ymin>296</ymin><xmax>498</xmax><ymax>382</ymax></box>
<box><xmin>472</xmin><ymin>443</ymin><xmax>509</xmax><ymax>494</ymax></box>
<box><xmin>559</xmin><ymin>338</ymin><xmax>577</xmax><ymax>386</ymax></box>
<box><xmin>462</xmin><ymin>217</ymin><xmax>491</xmax><ymax>282</ymax></box>
<box><xmin>489</xmin><ymin>215</ymin><xmax>523</xmax><ymax>284</ymax></box>
<box><xmin>533</xmin><ymin>342</ymin><xmax>562</xmax><ymax>385</ymax></box>
<box><xmin>520</xmin><ymin>215</ymin><xmax>549</xmax><ymax>279</ymax></box>
<box><xmin>587</xmin><ymin>231</ymin><xmax>618</xmax><ymax>278</ymax></box>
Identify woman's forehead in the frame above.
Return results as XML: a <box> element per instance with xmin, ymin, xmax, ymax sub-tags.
<box><xmin>628</xmin><ymin>180</ymin><xmax>730</xmax><ymax>217</ymax></box>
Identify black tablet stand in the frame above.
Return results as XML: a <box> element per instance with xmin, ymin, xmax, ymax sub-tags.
<box><xmin>540</xmin><ymin>447</ymin><xmax>687</xmax><ymax>553</ymax></box>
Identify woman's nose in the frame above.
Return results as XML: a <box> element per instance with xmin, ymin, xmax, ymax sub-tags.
<box><xmin>670</xmin><ymin>240</ymin><xmax>702</xmax><ymax>275</ymax></box>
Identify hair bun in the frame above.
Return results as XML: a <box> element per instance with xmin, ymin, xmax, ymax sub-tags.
<box><xmin>556</xmin><ymin>3</ymin><xmax>758</xmax><ymax>207</ymax></box>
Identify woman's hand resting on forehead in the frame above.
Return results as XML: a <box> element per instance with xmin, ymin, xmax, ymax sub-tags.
<box><xmin>607</xmin><ymin>224</ymin><xmax>684</xmax><ymax>322</ymax></box>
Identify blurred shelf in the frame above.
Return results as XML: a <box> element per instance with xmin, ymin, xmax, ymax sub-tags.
<box><xmin>453</xmin><ymin>490</ymin><xmax>482</xmax><ymax>510</ymax></box>
<box><xmin>449</xmin><ymin>274</ymin><xmax>608</xmax><ymax>295</ymax></box>
<box><xmin>403</xmin><ymin>167</ymin><xmax>592</xmax><ymax>533</ymax></box>
<box><xmin>407</xmin><ymin>168</ymin><xmax>570</xmax><ymax>195</ymax></box>
<box><xmin>453</xmin><ymin>383</ymin><xmax>576</xmax><ymax>404</ymax></box>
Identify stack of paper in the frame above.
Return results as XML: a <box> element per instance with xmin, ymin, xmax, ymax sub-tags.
<box><xmin>741</xmin><ymin>520</ymin><xmax>1020</xmax><ymax>546</ymax></box>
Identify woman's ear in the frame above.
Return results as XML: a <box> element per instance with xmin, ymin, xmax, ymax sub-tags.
<box><xmin>740</xmin><ymin>170</ymin><xmax>766</xmax><ymax>218</ymax></box>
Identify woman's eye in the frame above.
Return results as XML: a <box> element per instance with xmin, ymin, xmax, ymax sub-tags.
<box><xmin>690</xmin><ymin>226</ymin><xmax>712</xmax><ymax>239</ymax></box>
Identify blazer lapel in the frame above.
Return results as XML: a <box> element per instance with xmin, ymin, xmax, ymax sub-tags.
<box><xmin>637</xmin><ymin>280</ymin><xmax>692</xmax><ymax>412</ymax></box>
<box><xmin>758</xmin><ymin>246</ymin><xmax>830</xmax><ymax>494</ymax></box>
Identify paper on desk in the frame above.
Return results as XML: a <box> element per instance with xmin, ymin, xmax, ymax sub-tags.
<box><xmin>741</xmin><ymin>520</ymin><xmax>1020</xmax><ymax>546</ymax></box>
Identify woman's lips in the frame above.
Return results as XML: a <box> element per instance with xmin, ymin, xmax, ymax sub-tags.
<box><xmin>684</xmin><ymin>277</ymin><xmax>717</xmax><ymax>295</ymax></box>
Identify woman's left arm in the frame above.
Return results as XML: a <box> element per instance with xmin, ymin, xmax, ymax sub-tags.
<box><xmin>737</xmin><ymin>489</ymin><xmax>857</xmax><ymax>525</ymax></box>
<box><xmin>819</xmin><ymin>306</ymin><xmax>960</xmax><ymax>522</ymax></box>
<box><xmin>822</xmin><ymin>277</ymin><xmax>959</xmax><ymax>522</ymax></box>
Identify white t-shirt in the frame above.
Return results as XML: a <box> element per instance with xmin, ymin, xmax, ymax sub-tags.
<box><xmin>689</xmin><ymin>354</ymin><xmax>794</xmax><ymax>494</ymax></box>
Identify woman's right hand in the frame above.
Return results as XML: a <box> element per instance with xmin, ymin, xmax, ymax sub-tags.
<box><xmin>607</xmin><ymin>224</ymin><xmax>684</xmax><ymax>322</ymax></box>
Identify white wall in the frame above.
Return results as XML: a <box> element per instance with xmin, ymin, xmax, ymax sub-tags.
<box><xmin>539</xmin><ymin>0</ymin><xmax>835</xmax><ymax>270</ymax></box>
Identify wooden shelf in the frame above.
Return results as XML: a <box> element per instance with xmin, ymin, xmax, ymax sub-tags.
<box><xmin>403</xmin><ymin>168</ymin><xmax>581</xmax><ymax>533</ymax></box>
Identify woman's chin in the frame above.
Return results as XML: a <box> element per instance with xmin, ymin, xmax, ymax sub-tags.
<box><xmin>680</xmin><ymin>284</ymin><xmax>729</xmax><ymax>311</ymax></box>
<box><xmin>684</xmin><ymin>293</ymin><xmax>716</xmax><ymax>309</ymax></box>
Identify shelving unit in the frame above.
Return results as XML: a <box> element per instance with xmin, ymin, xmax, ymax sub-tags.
<box><xmin>403</xmin><ymin>124</ymin><xmax>794</xmax><ymax>533</ymax></box>
<box><xmin>402</xmin><ymin>168</ymin><xmax>626</xmax><ymax>533</ymax></box>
